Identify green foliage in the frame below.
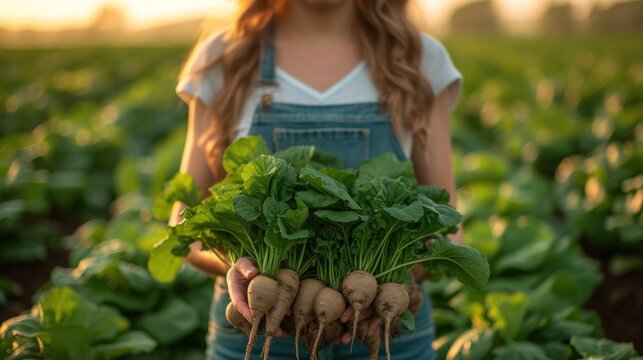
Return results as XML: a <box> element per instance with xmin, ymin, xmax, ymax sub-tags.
<box><xmin>1</xmin><ymin>36</ymin><xmax>641</xmax><ymax>359</ymax></box>
<box><xmin>151</xmin><ymin>140</ymin><xmax>489</xmax><ymax>293</ymax></box>
<box><xmin>571</xmin><ymin>336</ymin><xmax>642</xmax><ymax>360</ymax></box>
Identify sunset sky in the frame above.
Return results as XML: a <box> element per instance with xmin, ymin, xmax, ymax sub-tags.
<box><xmin>0</xmin><ymin>0</ymin><xmax>626</xmax><ymax>31</ymax></box>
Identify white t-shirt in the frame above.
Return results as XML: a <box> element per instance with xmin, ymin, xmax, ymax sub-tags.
<box><xmin>176</xmin><ymin>31</ymin><xmax>463</xmax><ymax>159</ymax></box>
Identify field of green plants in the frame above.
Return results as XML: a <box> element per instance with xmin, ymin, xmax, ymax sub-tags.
<box><xmin>1</xmin><ymin>35</ymin><xmax>641</xmax><ymax>359</ymax></box>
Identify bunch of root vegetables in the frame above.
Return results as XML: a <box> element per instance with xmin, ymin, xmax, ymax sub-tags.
<box><xmin>151</xmin><ymin>136</ymin><xmax>490</xmax><ymax>360</ymax></box>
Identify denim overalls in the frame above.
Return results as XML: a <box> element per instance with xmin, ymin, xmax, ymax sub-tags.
<box><xmin>206</xmin><ymin>26</ymin><xmax>436</xmax><ymax>360</ymax></box>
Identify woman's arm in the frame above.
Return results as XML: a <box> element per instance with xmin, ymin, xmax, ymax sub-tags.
<box><xmin>169</xmin><ymin>98</ymin><xmax>228</xmax><ymax>277</ymax></box>
<box><xmin>411</xmin><ymin>81</ymin><xmax>462</xmax><ymax>244</ymax></box>
<box><xmin>407</xmin><ymin>81</ymin><xmax>462</xmax><ymax>284</ymax></box>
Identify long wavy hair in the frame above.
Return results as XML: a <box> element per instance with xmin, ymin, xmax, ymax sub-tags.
<box><xmin>178</xmin><ymin>0</ymin><xmax>435</xmax><ymax>178</ymax></box>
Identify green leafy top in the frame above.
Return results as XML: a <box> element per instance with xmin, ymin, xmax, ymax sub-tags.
<box><xmin>149</xmin><ymin>136</ymin><xmax>489</xmax><ymax>291</ymax></box>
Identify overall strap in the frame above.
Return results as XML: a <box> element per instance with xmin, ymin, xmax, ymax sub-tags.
<box><xmin>257</xmin><ymin>21</ymin><xmax>277</xmax><ymax>87</ymax></box>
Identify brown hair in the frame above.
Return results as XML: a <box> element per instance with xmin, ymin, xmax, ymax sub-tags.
<box><xmin>179</xmin><ymin>0</ymin><xmax>434</xmax><ymax>177</ymax></box>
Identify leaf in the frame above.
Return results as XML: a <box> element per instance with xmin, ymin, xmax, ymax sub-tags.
<box><xmin>94</xmin><ymin>331</ymin><xmax>157</xmax><ymax>359</ymax></box>
<box><xmin>358</xmin><ymin>177</ymin><xmax>412</xmax><ymax>210</ymax></box>
<box><xmin>148</xmin><ymin>236</ymin><xmax>184</xmax><ymax>283</ymax></box>
<box><xmin>0</xmin><ymin>314</ymin><xmax>42</xmax><ymax>338</ymax></box>
<box><xmin>494</xmin><ymin>219</ymin><xmax>556</xmax><ymax>273</ymax></box>
<box><xmin>276</xmin><ymin>219</ymin><xmax>310</xmax><ymax>241</ymax></box>
<box><xmin>485</xmin><ymin>292</ymin><xmax>529</xmax><ymax>341</ymax></box>
<box><xmin>434</xmin><ymin>204</ymin><xmax>464</xmax><ymax>228</ymax></box>
<box><xmin>445</xmin><ymin>328</ymin><xmax>494</xmax><ymax>360</ymax></box>
<box><xmin>462</xmin><ymin>221</ymin><xmax>501</xmax><ymax>259</ymax></box>
<box><xmin>417</xmin><ymin>195</ymin><xmax>463</xmax><ymax>228</ymax></box>
<box><xmin>153</xmin><ymin>173</ymin><xmax>202</xmax><ymax>220</ymax></box>
<box><xmin>310</xmin><ymin>149</ymin><xmax>343</xmax><ymax>169</ymax></box>
<box><xmin>233</xmin><ymin>195</ymin><xmax>262</xmax><ymax>222</ymax></box>
<box><xmin>262</xmin><ymin>197</ymin><xmax>289</xmax><ymax>225</ymax></box>
<box><xmin>72</xmin><ymin>256</ymin><xmax>156</xmax><ymax>293</ymax></box>
<box><xmin>300</xmin><ymin>165</ymin><xmax>361</xmax><ymax>210</ymax></box>
<box><xmin>423</xmin><ymin>236</ymin><xmax>490</xmax><ymax>290</ymax></box>
<box><xmin>492</xmin><ymin>342</ymin><xmax>551</xmax><ymax>360</ymax></box>
<box><xmin>314</xmin><ymin>210</ymin><xmax>360</xmax><ymax>223</ymax></box>
<box><xmin>222</xmin><ymin>135</ymin><xmax>271</xmax><ymax>173</ymax></box>
<box><xmin>355</xmin><ymin>153</ymin><xmax>415</xmax><ymax>189</ymax></box>
<box><xmin>241</xmin><ymin>155</ymin><xmax>282</xmax><ymax>198</ymax></box>
<box><xmin>383</xmin><ymin>201</ymin><xmax>424</xmax><ymax>222</ymax></box>
<box><xmin>273</xmin><ymin>145</ymin><xmax>315</xmax><ymax>169</ymax></box>
<box><xmin>528</xmin><ymin>271</ymin><xmax>581</xmax><ymax>316</ymax></box>
<box><xmin>538</xmin><ymin>320</ymin><xmax>594</xmax><ymax>342</ymax></box>
<box><xmin>79</xmin><ymin>282</ymin><xmax>160</xmax><ymax>312</ymax></box>
<box><xmin>320</xmin><ymin>168</ymin><xmax>357</xmax><ymax>191</ymax></box>
<box><xmin>570</xmin><ymin>336</ymin><xmax>640</xmax><ymax>360</ymax></box>
<box><xmin>295</xmin><ymin>190</ymin><xmax>338</xmax><ymax>209</ymax></box>
<box><xmin>270</xmin><ymin>163</ymin><xmax>298</xmax><ymax>201</ymax></box>
<box><xmin>136</xmin><ymin>297</ymin><xmax>199</xmax><ymax>345</ymax></box>
<box><xmin>417</xmin><ymin>185</ymin><xmax>451</xmax><ymax>204</ymax></box>
<box><xmin>399</xmin><ymin>310</ymin><xmax>416</xmax><ymax>333</ymax></box>
<box><xmin>38</xmin><ymin>287</ymin><xmax>127</xmax><ymax>342</ymax></box>
<box><xmin>37</xmin><ymin>325</ymin><xmax>96</xmax><ymax>360</ymax></box>
<box><xmin>281</xmin><ymin>199</ymin><xmax>309</xmax><ymax>230</ymax></box>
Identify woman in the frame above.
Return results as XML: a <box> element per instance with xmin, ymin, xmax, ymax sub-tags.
<box><xmin>172</xmin><ymin>0</ymin><xmax>462</xmax><ymax>359</ymax></box>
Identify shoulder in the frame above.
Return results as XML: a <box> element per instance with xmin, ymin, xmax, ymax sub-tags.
<box><xmin>417</xmin><ymin>33</ymin><xmax>463</xmax><ymax>97</ymax></box>
<box><xmin>183</xmin><ymin>30</ymin><xmax>229</xmax><ymax>74</ymax></box>
<box><xmin>418</xmin><ymin>33</ymin><xmax>450</xmax><ymax>62</ymax></box>
<box><xmin>176</xmin><ymin>30</ymin><xmax>230</xmax><ymax>108</ymax></box>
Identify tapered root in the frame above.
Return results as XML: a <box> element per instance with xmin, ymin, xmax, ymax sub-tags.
<box><xmin>310</xmin><ymin>287</ymin><xmax>346</xmax><ymax>359</ymax></box>
<box><xmin>342</xmin><ymin>270</ymin><xmax>378</xmax><ymax>354</ymax></box>
<box><xmin>244</xmin><ymin>275</ymin><xmax>279</xmax><ymax>360</ymax></box>
<box><xmin>374</xmin><ymin>283</ymin><xmax>409</xmax><ymax>360</ymax></box>
<box><xmin>262</xmin><ymin>269</ymin><xmax>299</xmax><ymax>360</ymax></box>
<box><xmin>293</xmin><ymin>279</ymin><xmax>324</xmax><ymax>360</ymax></box>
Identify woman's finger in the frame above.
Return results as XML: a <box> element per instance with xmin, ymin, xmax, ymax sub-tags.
<box><xmin>236</xmin><ymin>256</ymin><xmax>259</xmax><ymax>280</ymax></box>
<box><xmin>367</xmin><ymin>317</ymin><xmax>382</xmax><ymax>337</ymax></box>
<box><xmin>340</xmin><ymin>306</ymin><xmax>354</xmax><ymax>323</ymax></box>
<box><xmin>226</xmin><ymin>263</ymin><xmax>253</xmax><ymax>323</ymax></box>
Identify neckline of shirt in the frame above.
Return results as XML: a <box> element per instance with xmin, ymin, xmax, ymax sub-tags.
<box><xmin>275</xmin><ymin>60</ymin><xmax>367</xmax><ymax>102</ymax></box>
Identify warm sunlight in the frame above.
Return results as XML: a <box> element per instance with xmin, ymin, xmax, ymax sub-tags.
<box><xmin>0</xmin><ymin>0</ymin><xmax>235</xmax><ymax>31</ymax></box>
<box><xmin>0</xmin><ymin>0</ymin><xmax>619</xmax><ymax>32</ymax></box>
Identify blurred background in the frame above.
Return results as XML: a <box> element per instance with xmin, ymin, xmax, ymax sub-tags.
<box><xmin>1</xmin><ymin>1</ymin><xmax>641</xmax><ymax>359</ymax></box>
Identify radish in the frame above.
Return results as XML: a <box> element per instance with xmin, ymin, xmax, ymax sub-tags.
<box><xmin>374</xmin><ymin>282</ymin><xmax>409</xmax><ymax>360</ymax></box>
<box><xmin>353</xmin><ymin>315</ymin><xmax>380</xmax><ymax>360</ymax></box>
<box><xmin>262</xmin><ymin>268</ymin><xmax>300</xmax><ymax>360</ymax></box>
<box><xmin>293</xmin><ymin>278</ymin><xmax>325</xmax><ymax>360</ymax></box>
<box><xmin>225</xmin><ymin>302</ymin><xmax>251</xmax><ymax>336</ymax></box>
<box><xmin>310</xmin><ymin>286</ymin><xmax>346</xmax><ymax>359</ymax></box>
<box><xmin>342</xmin><ymin>270</ymin><xmax>378</xmax><ymax>352</ymax></box>
<box><xmin>244</xmin><ymin>274</ymin><xmax>280</xmax><ymax>360</ymax></box>
<box><xmin>305</xmin><ymin>320</ymin><xmax>344</xmax><ymax>356</ymax></box>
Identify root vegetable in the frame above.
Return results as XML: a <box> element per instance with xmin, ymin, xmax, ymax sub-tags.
<box><xmin>311</xmin><ymin>287</ymin><xmax>346</xmax><ymax>359</ymax></box>
<box><xmin>244</xmin><ymin>275</ymin><xmax>280</xmax><ymax>360</ymax></box>
<box><xmin>305</xmin><ymin>320</ymin><xmax>344</xmax><ymax>355</ymax></box>
<box><xmin>226</xmin><ymin>302</ymin><xmax>251</xmax><ymax>335</ymax></box>
<box><xmin>342</xmin><ymin>270</ymin><xmax>378</xmax><ymax>352</ymax></box>
<box><xmin>374</xmin><ymin>283</ymin><xmax>409</xmax><ymax>360</ymax></box>
<box><xmin>406</xmin><ymin>283</ymin><xmax>424</xmax><ymax>316</ymax></box>
<box><xmin>293</xmin><ymin>278</ymin><xmax>325</xmax><ymax>360</ymax></box>
<box><xmin>353</xmin><ymin>316</ymin><xmax>381</xmax><ymax>360</ymax></box>
<box><xmin>262</xmin><ymin>269</ymin><xmax>300</xmax><ymax>360</ymax></box>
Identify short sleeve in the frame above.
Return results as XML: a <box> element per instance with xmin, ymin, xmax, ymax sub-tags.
<box><xmin>419</xmin><ymin>34</ymin><xmax>463</xmax><ymax>108</ymax></box>
<box><xmin>175</xmin><ymin>31</ymin><xmax>227</xmax><ymax>108</ymax></box>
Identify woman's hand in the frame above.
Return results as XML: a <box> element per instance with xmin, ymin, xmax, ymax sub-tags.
<box><xmin>226</xmin><ymin>257</ymin><xmax>259</xmax><ymax>324</ymax></box>
<box><xmin>226</xmin><ymin>257</ymin><xmax>288</xmax><ymax>338</ymax></box>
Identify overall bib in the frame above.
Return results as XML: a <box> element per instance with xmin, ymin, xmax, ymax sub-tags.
<box><xmin>205</xmin><ymin>27</ymin><xmax>436</xmax><ymax>360</ymax></box>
